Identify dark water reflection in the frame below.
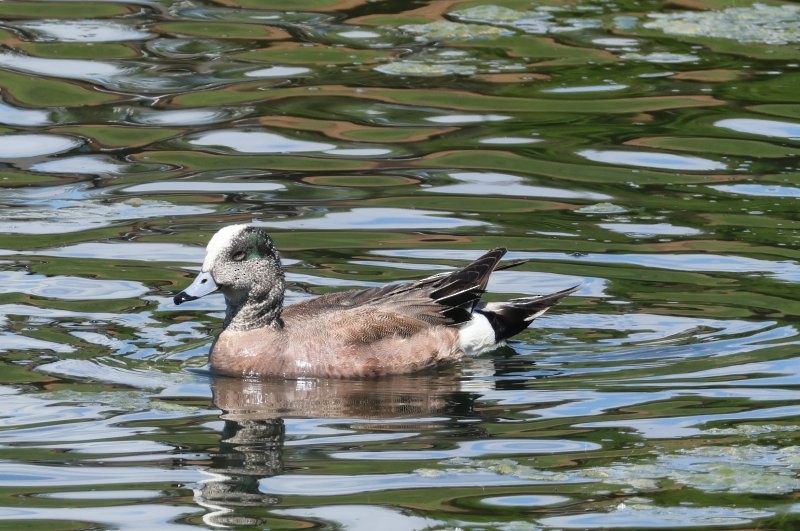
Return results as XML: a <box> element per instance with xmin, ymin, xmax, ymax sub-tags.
<box><xmin>199</xmin><ymin>374</ymin><xmax>471</xmax><ymax>526</ymax></box>
<box><xmin>0</xmin><ymin>0</ymin><xmax>799</xmax><ymax>528</ymax></box>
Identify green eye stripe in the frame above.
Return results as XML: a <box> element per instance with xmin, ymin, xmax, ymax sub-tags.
<box><xmin>234</xmin><ymin>231</ymin><xmax>265</xmax><ymax>261</ymax></box>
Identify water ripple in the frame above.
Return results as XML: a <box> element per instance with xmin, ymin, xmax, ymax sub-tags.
<box><xmin>428</xmin><ymin>171</ymin><xmax>611</xmax><ymax>200</ymax></box>
<box><xmin>274</xmin><ymin>506</ymin><xmax>441</xmax><ymax>531</ymax></box>
<box><xmin>0</xmin><ymin>463</ymin><xmax>203</xmax><ymax>487</ymax></box>
<box><xmin>0</xmin><ymin>505</ymin><xmax>201</xmax><ymax>530</ymax></box>
<box><xmin>0</xmin><ymin>133</ymin><xmax>80</xmax><ymax>158</ymax></box>
<box><xmin>189</xmin><ymin>130</ymin><xmax>336</xmax><ymax>153</ymax></box>
<box><xmin>15</xmin><ymin>19</ymin><xmax>153</xmax><ymax>42</ymax></box>
<box><xmin>255</xmin><ymin>208</ymin><xmax>488</xmax><ymax>230</ymax></box>
<box><xmin>578</xmin><ymin>149</ymin><xmax>726</xmax><ymax>171</ymax></box>
<box><xmin>715</xmin><ymin>118</ymin><xmax>800</xmax><ymax>139</ymax></box>
<box><xmin>259</xmin><ymin>469</ymin><xmax>587</xmax><ymax>496</ymax></box>
<box><xmin>540</xmin><ymin>506</ymin><xmax>771</xmax><ymax>529</ymax></box>
<box><xmin>331</xmin><ymin>438</ymin><xmax>600</xmax><ymax>460</ymax></box>
<box><xmin>0</xmin><ymin>270</ymin><xmax>147</xmax><ymax>300</ymax></box>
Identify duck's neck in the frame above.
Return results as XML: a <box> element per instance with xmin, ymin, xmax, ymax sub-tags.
<box><xmin>223</xmin><ymin>288</ymin><xmax>285</xmax><ymax>332</ymax></box>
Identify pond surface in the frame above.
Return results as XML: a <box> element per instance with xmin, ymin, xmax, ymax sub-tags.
<box><xmin>0</xmin><ymin>0</ymin><xmax>799</xmax><ymax>528</ymax></box>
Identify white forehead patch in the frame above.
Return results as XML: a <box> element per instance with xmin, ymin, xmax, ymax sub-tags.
<box><xmin>202</xmin><ymin>224</ymin><xmax>249</xmax><ymax>271</ymax></box>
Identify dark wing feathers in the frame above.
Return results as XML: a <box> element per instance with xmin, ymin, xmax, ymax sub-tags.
<box><xmin>287</xmin><ymin>248</ymin><xmax>509</xmax><ymax>325</ymax></box>
<box><xmin>428</xmin><ymin>247</ymin><xmax>506</xmax><ymax>307</ymax></box>
<box><xmin>406</xmin><ymin>247</ymin><xmax>506</xmax><ymax>324</ymax></box>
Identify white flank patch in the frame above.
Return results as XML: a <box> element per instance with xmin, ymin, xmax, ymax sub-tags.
<box><xmin>203</xmin><ymin>224</ymin><xmax>248</xmax><ymax>271</ymax></box>
<box><xmin>458</xmin><ymin>313</ymin><xmax>498</xmax><ymax>356</ymax></box>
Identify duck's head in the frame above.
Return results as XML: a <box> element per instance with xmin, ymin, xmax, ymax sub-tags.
<box><xmin>174</xmin><ymin>224</ymin><xmax>285</xmax><ymax>315</ymax></box>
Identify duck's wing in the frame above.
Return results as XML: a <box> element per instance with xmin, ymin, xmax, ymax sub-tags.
<box><xmin>283</xmin><ymin>248</ymin><xmax>508</xmax><ymax>326</ymax></box>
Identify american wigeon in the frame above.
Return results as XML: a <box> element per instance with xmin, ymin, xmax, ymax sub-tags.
<box><xmin>174</xmin><ymin>224</ymin><xmax>578</xmax><ymax>378</ymax></box>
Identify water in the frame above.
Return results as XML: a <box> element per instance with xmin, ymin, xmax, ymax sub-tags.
<box><xmin>0</xmin><ymin>0</ymin><xmax>799</xmax><ymax>528</ymax></box>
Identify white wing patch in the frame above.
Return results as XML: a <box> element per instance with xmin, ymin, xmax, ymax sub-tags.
<box><xmin>202</xmin><ymin>224</ymin><xmax>248</xmax><ymax>271</ymax></box>
<box><xmin>525</xmin><ymin>307</ymin><xmax>550</xmax><ymax>322</ymax></box>
<box><xmin>458</xmin><ymin>312</ymin><xmax>499</xmax><ymax>356</ymax></box>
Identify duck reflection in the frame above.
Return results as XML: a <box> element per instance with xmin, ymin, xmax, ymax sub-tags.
<box><xmin>196</xmin><ymin>371</ymin><xmax>478</xmax><ymax>527</ymax></box>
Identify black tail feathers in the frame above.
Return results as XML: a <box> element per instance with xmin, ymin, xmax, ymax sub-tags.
<box><xmin>477</xmin><ymin>285</ymin><xmax>580</xmax><ymax>341</ymax></box>
<box><xmin>427</xmin><ymin>248</ymin><xmax>507</xmax><ymax>323</ymax></box>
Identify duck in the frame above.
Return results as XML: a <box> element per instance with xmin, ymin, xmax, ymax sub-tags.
<box><xmin>174</xmin><ymin>224</ymin><xmax>579</xmax><ymax>378</ymax></box>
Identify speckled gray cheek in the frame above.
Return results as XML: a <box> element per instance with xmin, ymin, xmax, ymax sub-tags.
<box><xmin>215</xmin><ymin>261</ymin><xmax>251</xmax><ymax>291</ymax></box>
<box><xmin>215</xmin><ymin>237</ymin><xmax>286</xmax><ymax>332</ymax></box>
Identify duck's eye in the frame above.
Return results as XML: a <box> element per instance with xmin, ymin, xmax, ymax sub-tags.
<box><xmin>231</xmin><ymin>250</ymin><xmax>247</xmax><ymax>262</ymax></box>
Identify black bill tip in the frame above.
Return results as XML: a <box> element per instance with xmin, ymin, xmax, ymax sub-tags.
<box><xmin>174</xmin><ymin>291</ymin><xmax>198</xmax><ymax>305</ymax></box>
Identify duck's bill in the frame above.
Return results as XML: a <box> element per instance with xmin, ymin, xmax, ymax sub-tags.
<box><xmin>174</xmin><ymin>271</ymin><xmax>218</xmax><ymax>305</ymax></box>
